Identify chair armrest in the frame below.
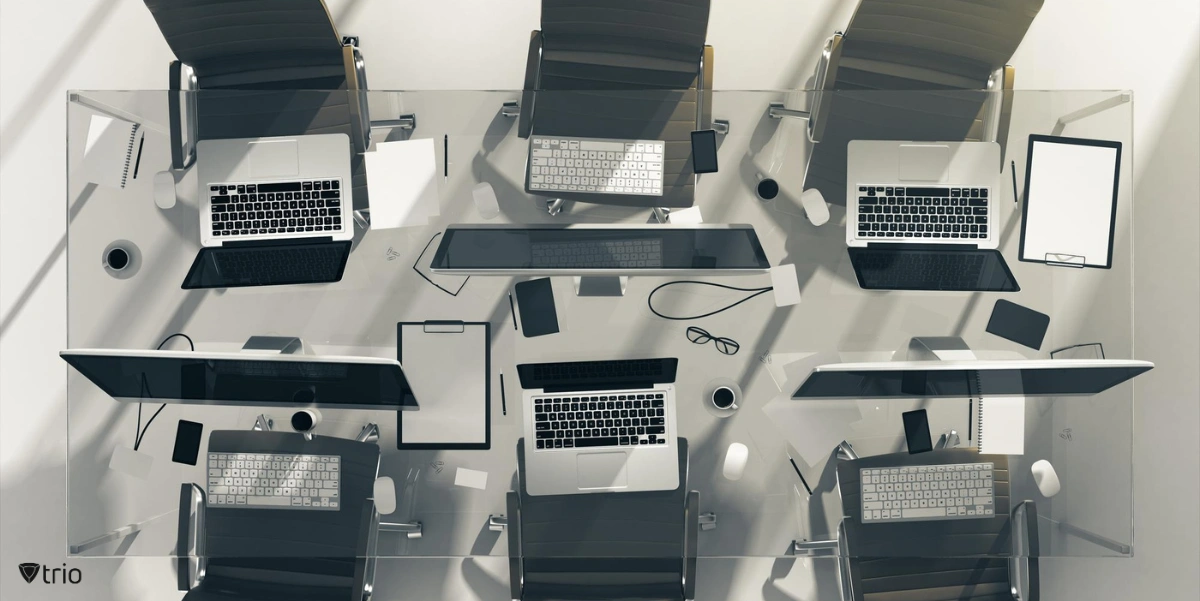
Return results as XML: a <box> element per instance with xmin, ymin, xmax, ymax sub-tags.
<box><xmin>697</xmin><ymin>46</ymin><xmax>714</xmax><ymax>130</ymax></box>
<box><xmin>518</xmin><ymin>31</ymin><xmax>542</xmax><ymax>139</ymax></box>
<box><xmin>807</xmin><ymin>33</ymin><xmax>843</xmax><ymax>144</ymax></box>
<box><xmin>1011</xmin><ymin>501</ymin><xmax>1040</xmax><ymax>601</ymax></box>
<box><xmin>176</xmin><ymin>483</ymin><xmax>206</xmax><ymax>592</ymax></box>
<box><xmin>351</xmin><ymin>499</ymin><xmax>378</xmax><ymax>601</ymax></box>
<box><xmin>342</xmin><ymin>44</ymin><xmax>371</xmax><ymax>153</ymax></box>
<box><xmin>993</xmin><ymin>65</ymin><xmax>1015</xmax><ymax>166</ymax></box>
<box><xmin>168</xmin><ymin>61</ymin><xmax>197</xmax><ymax>170</ymax></box>
<box><xmin>507</xmin><ymin>491</ymin><xmax>522</xmax><ymax>600</ymax></box>
<box><xmin>683</xmin><ymin>491</ymin><xmax>699</xmax><ymax>600</ymax></box>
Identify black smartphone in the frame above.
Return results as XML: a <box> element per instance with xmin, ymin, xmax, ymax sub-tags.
<box><xmin>902</xmin><ymin>409</ymin><xmax>933</xmax><ymax>454</ymax></box>
<box><xmin>172</xmin><ymin>420</ymin><xmax>204</xmax><ymax>465</ymax></box>
<box><xmin>690</xmin><ymin>129</ymin><xmax>718</xmax><ymax>173</ymax></box>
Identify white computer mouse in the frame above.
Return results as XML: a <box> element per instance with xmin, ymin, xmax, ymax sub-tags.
<box><xmin>153</xmin><ymin>171</ymin><xmax>177</xmax><ymax>209</ymax></box>
<box><xmin>373</xmin><ymin>476</ymin><xmax>397</xmax><ymax>514</ymax></box>
<box><xmin>723</xmin><ymin>443</ymin><xmax>749</xmax><ymax>481</ymax></box>
<box><xmin>472</xmin><ymin>182</ymin><xmax>500</xmax><ymax>220</ymax></box>
<box><xmin>1031</xmin><ymin>460</ymin><xmax>1061</xmax><ymax>498</ymax></box>
<box><xmin>800</xmin><ymin>188</ymin><xmax>829</xmax><ymax>226</ymax></box>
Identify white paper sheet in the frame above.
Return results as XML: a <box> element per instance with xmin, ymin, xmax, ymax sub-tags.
<box><xmin>364</xmin><ymin>138</ymin><xmax>440</xmax><ymax>229</ymax></box>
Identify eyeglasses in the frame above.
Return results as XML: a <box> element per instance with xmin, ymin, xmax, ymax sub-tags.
<box><xmin>687</xmin><ymin>327</ymin><xmax>740</xmax><ymax>355</ymax></box>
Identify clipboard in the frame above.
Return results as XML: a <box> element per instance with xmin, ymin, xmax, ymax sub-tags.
<box><xmin>396</xmin><ymin>321</ymin><xmax>490</xmax><ymax>450</ymax></box>
<box><xmin>1019</xmin><ymin>135</ymin><xmax>1122</xmax><ymax>269</ymax></box>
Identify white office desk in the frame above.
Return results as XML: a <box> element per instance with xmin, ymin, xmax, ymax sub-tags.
<box><xmin>64</xmin><ymin>89</ymin><xmax>1140</xmax><ymax>560</ymax></box>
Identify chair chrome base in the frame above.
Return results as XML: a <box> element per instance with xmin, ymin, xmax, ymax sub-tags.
<box><xmin>380</xmin><ymin>521</ymin><xmax>423</xmax><ymax>539</ymax></box>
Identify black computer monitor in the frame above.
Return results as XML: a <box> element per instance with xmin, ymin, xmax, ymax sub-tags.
<box><xmin>61</xmin><ymin>349</ymin><xmax>419</xmax><ymax>410</ymax></box>
<box><xmin>429</xmin><ymin>224</ymin><xmax>770</xmax><ymax>295</ymax></box>
<box><xmin>791</xmin><ymin>359</ymin><xmax>1153</xmax><ymax>399</ymax></box>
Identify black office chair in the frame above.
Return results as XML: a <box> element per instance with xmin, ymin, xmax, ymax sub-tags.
<box><xmin>507</xmin><ymin>438</ymin><xmax>700</xmax><ymax>601</ymax></box>
<box><xmin>144</xmin><ymin>0</ymin><xmax>372</xmax><ymax>211</ymax></box>
<box><xmin>799</xmin><ymin>448</ymin><xmax>1040</xmax><ymax>601</ymax></box>
<box><xmin>515</xmin><ymin>0</ymin><xmax>714</xmax><ymax>216</ymax></box>
<box><xmin>796</xmin><ymin>0</ymin><xmax>1044</xmax><ymax>207</ymax></box>
<box><xmin>176</xmin><ymin>431</ymin><xmax>382</xmax><ymax>601</ymax></box>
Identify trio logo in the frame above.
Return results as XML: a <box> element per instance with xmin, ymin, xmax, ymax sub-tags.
<box><xmin>17</xmin><ymin>562</ymin><xmax>82</xmax><ymax>584</ymax></box>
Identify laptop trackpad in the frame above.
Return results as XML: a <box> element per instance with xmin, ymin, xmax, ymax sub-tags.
<box><xmin>898</xmin><ymin>144</ymin><xmax>950</xmax><ymax>182</ymax></box>
<box><xmin>247</xmin><ymin>139</ymin><xmax>300</xmax><ymax>178</ymax></box>
<box><xmin>577</xmin><ymin>452</ymin><xmax>629</xmax><ymax>490</ymax></box>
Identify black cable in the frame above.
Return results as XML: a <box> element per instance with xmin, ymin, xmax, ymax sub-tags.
<box><xmin>133</xmin><ymin>333</ymin><xmax>194</xmax><ymax>450</ymax></box>
<box><xmin>647</xmin><ymin>280</ymin><xmax>774</xmax><ymax>321</ymax></box>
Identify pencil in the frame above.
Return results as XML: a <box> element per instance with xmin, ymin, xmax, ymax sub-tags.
<box><xmin>508</xmin><ymin>292</ymin><xmax>518</xmax><ymax>330</ymax></box>
<box><xmin>499</xmin><ymin>371</ymin><xmax>508</xmax><ymax>416</ymax></box>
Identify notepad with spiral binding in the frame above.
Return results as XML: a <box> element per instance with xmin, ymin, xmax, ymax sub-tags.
<box><xmin>978</xmin><ymin>396</ymin><xmax>1026</xmax><ymax>455</ymax></box>
<box><xmin>82</xmin><ymin>114</ymin><xmax>143</xmax><ymax>189</ymax></box>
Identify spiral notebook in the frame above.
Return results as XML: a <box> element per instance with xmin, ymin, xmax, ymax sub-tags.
<box><xmin>977</xmin><ymin>396</ymin><xmax>1025</xmax><ymax>455</ymax></box>
<box><xmin>82</xmin><ymin>114</ymin><xmax>143</xmax><ymax>189</ymax></box>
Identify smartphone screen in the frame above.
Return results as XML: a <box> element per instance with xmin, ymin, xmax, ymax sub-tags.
<box><xmin>691</xmin><ymin>130</ymin><xmax>718</xmax><ymax>173</ymax></box>
<box><xmin>902</xmin><ymin>409</ymin><xmax>933</xmax><ymax>454</ymax></box>
<box><xmin>172</xmin><ymin>420</ymin><xmax>204</xmax><ymax>465</ymax></box>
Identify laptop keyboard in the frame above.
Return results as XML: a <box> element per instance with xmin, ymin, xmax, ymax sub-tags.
<box><xmin>853</xmin><ymin>249</ymin><xmax>987</xmax><ymax>291</ymax></box>
<box><xmin>531</xmin><ymin>239</ymin><xmax>663</xmax><ymax>269</ymax></box>
<box><xmin>856</xmin><ymin>185</ymin><xmax>989</xmax><ymax>240</ymax></box>
<box><xmin>208</xmin><ymin>179</ymin><xmax>345</xmax><ymax>238</ymax></box>
<box><xmin>529</xmin><ymin>135</ymin><xmax>665</xmax><ymax>196</ymax></box>
<box><xmin>212</xmin><ymin>245</ymin><xmax>346</xmax><ymax>286</ymax></box>
<box><xmin>533</xmin><ymin>391</ymin><xmax>668</xmax><ymax>451</ymax></box>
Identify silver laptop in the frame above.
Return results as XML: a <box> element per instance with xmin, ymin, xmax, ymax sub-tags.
<box><xmin>196</xmin><ymin>133</ymin><xmax>353</xmax><ymax>247</ymax></box>
<box><xmin>517</xmin><ymin>358</ymin><xmax>681</xmax><ymax>496</ymax></box>
<box><xmin>846</xmin><ymin>140</ymin><xmax>1001</xmax><ymax>248</ymax></box>
<box><xmin>843</xmin><ymin>141</ymin><xmax>1018</xmax><ymax>292</ymax></box>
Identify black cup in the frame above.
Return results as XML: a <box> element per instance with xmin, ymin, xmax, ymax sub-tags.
<box><xmin>105</xmin><ymin>247</ymin><xmax>130</xmax><ymax>271</ymax></box>
<box><xmin>756</xmin><ymin>178</ymin><xmax>779</xmax><ymax>200</ymax></box>
<box><xmin>712</xmin><ymin>386</ymin><xmax>737</xmax><ymax>410</ymax></box>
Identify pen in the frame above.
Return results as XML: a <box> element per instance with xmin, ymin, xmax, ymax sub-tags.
<box><xmin>443</xmin><ymin>134</ymin><xmax>449</xmax><ymax>178</ymax></box>
<box><xmin>508</xmin><ymin>292</ymin><xmax>518</xmax><ymax>330</ymax></box>
<box><xmin>1010</xmin><ymin>160</ymin><xmax>1020</xmax><ymax>210</ymax></box>
<box><xmin>499</xmin><ymin>371</ymin><xmax>507</xmax><ymax>416</ymax></box>
<box><xmin>789</xmin><ymin>457</ymin><xmax>814</xmax><ymax>496</ymax></box>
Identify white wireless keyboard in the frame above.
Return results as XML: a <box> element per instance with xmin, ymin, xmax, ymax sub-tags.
<box><xmin>860</xmin><ymin>462</ymin><xmax>996</xmax><ymax>523</ymax></box>
<box><xmin>207</xmin><ymin>452</ymin><xmax>341</xmax><ymax>511</ymax></box>
<box><xmin>528</xmin><ymin>135</ymin><xmax>665</xmax><ymax>196</ymax></box>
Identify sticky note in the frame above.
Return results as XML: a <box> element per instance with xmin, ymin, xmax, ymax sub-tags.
<box><xmin>454</xmin><ymin>467</ymin><xmax>488</xmax><ymax>490</ymax></box>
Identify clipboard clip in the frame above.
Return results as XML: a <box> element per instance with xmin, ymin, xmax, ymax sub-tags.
<box><xmin>1044</xmin><ymin>252</ymin><xmax>1086</xmax><ymax>268</ymax></box>
<box><xmin>423</xmin><ymin>320</ymin><xmax>466</xmax><ymax>333</ymax></box>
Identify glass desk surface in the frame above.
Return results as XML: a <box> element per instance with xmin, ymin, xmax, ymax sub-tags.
<box><xmin>65</xmin><ymin>89</ymin><xmax>1138</xmax><ymax>558</ymax></box>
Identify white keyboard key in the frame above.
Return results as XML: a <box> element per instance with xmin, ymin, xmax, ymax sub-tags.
<box><xmin>247</xmin><ymin>496</ymin><xmax>293</xmax><ymax>507</ymax></box>
<box><xmin>903</xmin><ymin>507</ymin><xmax>947</xmax><ymax>519</ymax></box>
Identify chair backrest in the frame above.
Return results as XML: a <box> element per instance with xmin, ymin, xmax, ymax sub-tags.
<box><xmin>836</xmin><ymin>449</ymin><xmax>1018</xmax><ymax>601</ymax></box>
<box><xmin>194</xmin><ymin>431</ymin><xmax>379</xmax><ymax>599</ymax></box>
<box><xmin>514</xmin><ymin>438</ymin><xmax>690</xmax><ymax>601</ymax></box>
<box><xmin>144</xmin><ymin>0</ymin><xmax>347</xmax><ymax>88</ymax></box>
<box><xmin>538</xmin><ymin>0</ymin><xmax>711</xmax><ymax>87</ymax></box>
<box><xmin>835</xmin><ymin>0</ymin><xmax>1043</xmax><ymax>89</ymax></box>
<box><xmin>804</xmin><ymin>0</ymin><xmax>1043</xmax><ymax>205</ymax></box>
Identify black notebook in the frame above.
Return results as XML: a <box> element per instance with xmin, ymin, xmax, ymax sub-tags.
<box><xmin>514</xmin><ymin>278</ymin><xmax>560</xmax><ymax>338</ymax></box>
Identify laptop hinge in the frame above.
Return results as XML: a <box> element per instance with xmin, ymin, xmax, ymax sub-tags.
<box><xmin>222</xmin><ymin>236</ymin><xmax>334</xmax><ymax>248</ymax></box>
<box><xmin>542</xmin><ymin>381</ymin><xmax>656</xmax><ymax>394</ymax></box>
<box><xmin>864</xmin><ymin>242</ymin><xmax>978</xmax><ymax>251</ymax></box>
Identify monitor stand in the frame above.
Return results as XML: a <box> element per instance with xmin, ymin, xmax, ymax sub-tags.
<box><xmin>901</xmin><ymin>336</ymin><xmax>977</xmax><ymax>361</ymax></box>
<box><xmin>241</xmin><ymin>335</ymin><xmax>308</xmax><ymax>355</ymax></box>
<box><xmin>574</xmin><ymin>276</ymin><xmax>628</xmax><ymax>297</ymax></box>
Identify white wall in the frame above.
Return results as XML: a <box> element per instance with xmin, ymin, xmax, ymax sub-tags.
<box><xmin>2</xmin><ymin>0</ymin><xmax>1197</xmax><ymax>599</ymax></box>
